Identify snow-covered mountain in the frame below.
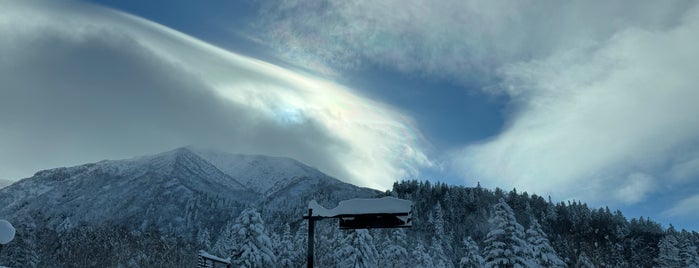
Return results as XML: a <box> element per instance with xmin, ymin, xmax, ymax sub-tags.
<box><xmin>1</xmin><ymin>149</ymin><xmax>693</xmax><ymax>267</ymax></box>
<box><xmin>191</xmin><ymin>148</ymin><xmax>329</xmax><ymax>194</ymax></box>
<box><xmin>0</xmin><ymin>147</ymin><xmax>378</xmax><ymax>233</ymax></box>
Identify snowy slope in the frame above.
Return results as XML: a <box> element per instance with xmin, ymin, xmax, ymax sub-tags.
<box><xmin>0</xmin><ymin>147</ymin><xmax>255</xmax><ymax>231</ymax></box>
<box><xmin>0</xmin><ymin>147</ymin><xmax>378</xmax><ymax>233</ymax></box>
<box><xmin>191</xmin><ymin>148</ymin><xmax>328</xmax><ymax>194</ymax></box>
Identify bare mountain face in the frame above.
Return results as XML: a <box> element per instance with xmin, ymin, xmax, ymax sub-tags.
<box><xmin>0</xmin><ymin>147</ymin><xmax>378</xmax><ymax>235</ymax></box>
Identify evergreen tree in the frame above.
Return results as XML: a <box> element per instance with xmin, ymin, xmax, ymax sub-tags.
<box><xmin>197</xmin><ymin>227</ymin><xmax>212</xmax><ymax>251</ymax></box>
<box><xmin>655</xmin><ymin>226</ymin><xmax>681</xmax><ymax>268</ymax></box>
<box><xmin>380</xmin><ymin>228</ymin><xmax>409</xmax><ymax>268</ymax></box>
<box><xmin>275</xmin><ymin>224</ymin><xmax>295</xmax><ymax>268</ymax></box>
<box><xmin>293</xmin><ymin>221</ymin><xmax>309</xmax><ymax>266</ymax></box>
<box><xmin>230</xmin><ymin>207</ymin><xmax>276</xmax><ymax>267</ymax></box>
<box><xmin>483</xmin><ymin>198</ymin><xmax>533</xmax><ymax>268</ymax></box>
<box><xmin>430</xmin><ymin>202</ymin><xmax>454</xmax><ymax>267</ymax></box>
<box><xmin>526</xmin><ymin>217</ymin><xmax>565</xmax><ymax>267</ymax></box>
<box><xmin>430</xmin><ymin>236</ymin><xmax>452</xmax><ymax>267</ymax></box>
<box><xmin>211</xmin><ymin>221</ymin><xmax>236</xmax><ymax>258</ymax></box>
<box><xmin>576</xmin><ymin>251</ymin><xmax>596</xmax><ymax>268</ymax></box>
<box><xmin>4</xmin><ymin>222</ymin><xmax>40</xmax><ymax>267</ymax></box>
<box><xmin>412</xmin><ymin>240</ymin><xmax>434</xmax><ymax>268</ymax></box>
<box><xmin>679</xmin><ymin>229</ymin><xmax>699</xmax><ymax>268</ymax></box>
<box><xmin>333</xmin><ymin>229</ymin><xmax>379</xmax><ymax>268</ymax></box>
<box><xmin>460</xmin><ymin>236</ymin><xmax>484</xmax><ymax>268</ymax></box>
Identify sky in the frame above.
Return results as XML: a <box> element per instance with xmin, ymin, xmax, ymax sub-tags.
<box><xmin>1</xmin><ymin>0</ymin><xmax>699</xmax><ymax>230</ymax></box>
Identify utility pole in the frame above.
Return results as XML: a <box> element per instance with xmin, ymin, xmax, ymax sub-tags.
<box><xmin>307</xmin><ymin>209</ymin><xmax>316</xmax><ymax>268</ymax></box>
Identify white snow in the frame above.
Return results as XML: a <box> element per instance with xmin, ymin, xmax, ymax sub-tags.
<box><xmin>192</xmin><ymin>148</ymin><xmax>325</xmax><ymax>194</ymax></box>
<box><xmin>0</xmin><ymin>219</ymin><xmax>15</xmax><ymax>244</ymax></box>
<box><xmin>198</xmin><ymin>250</ymin><xmax>231</xmax><ymax>264</ymax></box>
<box><xmin>308</xmin><ymin>197</ymin><xmax>412</xmax><ymax>217</ymax></box>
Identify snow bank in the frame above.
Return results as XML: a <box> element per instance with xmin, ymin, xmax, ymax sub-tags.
<box><xmin>308</xmin><ymin>197</ymin><xmax>412</xmax><ymax>217</ymax></box>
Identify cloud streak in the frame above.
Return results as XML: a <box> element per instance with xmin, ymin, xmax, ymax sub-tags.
<box><xmin>252</xmin><ymin>0</ymin><xmax>692</xmax><ymax>83</ymax></box>
<box><xmin>453</xmin><ymin>5</ymin><xmax>699</xmax><ymax>204</ymax></box>
<box><xmin>250</xmin><ymin>0</ymin><xmax>699</xmax><ymax>205</ymax></box>
<box><xmin>0</xmin><ymin>1</ymin><xmax>431</xmax><ymax>189</ymax></box>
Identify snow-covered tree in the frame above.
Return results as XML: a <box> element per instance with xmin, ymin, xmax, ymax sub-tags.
<box><xmin>483</xmin><ymin>198</ymin><xmax>533</xmax><ymax>268</ymax></box>
<box><xmin>526</xmin><ymin>217</ymin><xmax>565</xmax><ymax>267</ymax></box>
<box><xmin>679</xmin><ymin>229</ymin><xmax>699</xmax><ymax>268</ymax></box>
<box><xmin>211</xmin><ymin>221</ymin><xmax>235</xmax><ymax>258</ymax></box>
<box><xmin>275</xmin><ymin>224</ymin><xmax>295</xmax><ymax>268</ymax></box>
<box><xmin>429</xmin><ymin>202</ymin><xmax>453</xmax><ymax>267</ymax></box>
<box><xmin>380</xmin><ymin>228</ymin><xmax>409</xmax><ymax>267</ymax></box>
<box><xmin>293</xmin><ymin>222</ymin><xmax>309</xmax><ymax>266</ymax></box>
<box><xmin>197</xmin><ymin>227</ymin><xmax>212</xmax><ymax>251</ymax></box>
<box><xmin>576</xmin><ymin>252</ymin><xmax>596</xmax><ymax>268</ymax></box>
<box><xmin>333</xmin><ymin>229</ymin><xmax>379</xmax><ymax>268</ymax></box>
<box><xmin>430</xmin><ymin>236</ymin><xmax>452</xmax><ymax>267</ymax></box>
<box><xmin>230</xmin><ymin>207</ymin><xmax>276</xmax><ymax>267</ymax></box>
<box><xmin>655</xmin><ymin>227</ymin><xmax>681</xmax><ymax>268</ymax></box>
<box><xmin>460</xmin><ymin>236</ymin><xmax>484</xmax><ymax>268</ymax></box>
<box><xmin>412</xmin><ymin>240</ymin><xmax>434</xmax><ymax>268</ymax></box>
<box><xmin>5</xmin><ymin>221</ymin><xmax>40</xmax><ymax>268</ymax></box>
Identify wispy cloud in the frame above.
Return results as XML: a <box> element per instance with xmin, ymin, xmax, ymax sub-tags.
<box><xmin>250</xmin><ymin>0</ymin><xmax>699</xmax><ymax>205</ymax></box>
<box><xmin>0</xmin><ymin>1</ymin><xmax>431</xmax><ymax>189</ymax></box>
<box><xmin>665</xmin><ymin>194</ymin><xmax>699</xmax><ymax>218</ymax></box>
<box><xmin>251</xmin><ymin>0</ymin><xmax>692</xmax><ymax>84</ymax></box>
<box><xmin>452</xmin><ymin>5</ymin><xmax>699</xmax><ymax>204</ymax></box>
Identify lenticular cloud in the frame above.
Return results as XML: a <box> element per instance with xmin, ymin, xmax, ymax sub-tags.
<box><xmin>0</xmin><ymin>1</ymin><xmax>431</xmax><ymax>189</ymax></box>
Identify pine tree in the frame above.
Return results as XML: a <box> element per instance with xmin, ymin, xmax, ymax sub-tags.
<box><xmin>380</xmin><ymin>228</ymin><xmax>409</xmax><ymax>267</ymax></box>
<box><xmin>430</xmin><ymin>202</ymin><xmax>453</xmax><ymax>267</ymax></box>
<box><xmin>679</xmin><ymin>229</ymin><xmax>699</xmax><ymax>268</ymax></box>
<box><xmin>293</xmin><ymin>221</ymin><xmax>309</xmax><ymax>266</ymax></box>
<box><xmin>655</xmin><ymin>227</ymin><xmax>681</xmax><ymax>268</ymax></box>
<box><xmin>4</xmin><ymin>222</ymin><xmax>40</xmax><ymax>267</ymax></box>
<box><xmin>576</xmin><ymin>251</ymin><xmax>596</xmax><ymax>268</ymax></box>
<box><xmin>333</xmin><ymin>229</ymin><xmax>379</xmax><ymax>268</ymax></box>
<box><xmin>275</xmin><ymin>224</ymin><xmax>295</xmax><ymax>268</ymax></box>
<box><xmin>230</xmin><ymin>207</ymin><xmax>276</xmax><ymax>267</ymax></box>
<box><xmin>460</xmin><ymin>236</ymin><xmax>484</xmax><ymax>268</ymax></box>
<box><xmin>526</xmin><ymin>217</ymin><xmax>565</xmax><ymax>267</ymax></box>
<box><xmin>483</xmin><ymin>198</ymin><xmax>533</xmax><ymax>268</ymax></box>
<box><xmin>412</xmin><ymin>240</ymin><xmax>434</xmax><ymax>268</ymax></box>
<box><xmin>211</xmin><ymin>221</ymin><xmax>236</xmax><ymax>258</ymax></box>
<box><xmin>197</xmin><ymin>227</ymin><xmax>212</xmax><ymax>251</ymax></box>
<box><xmin>430</xmin><ymin>236</ymin><xmax>451</xmax><ymax>267</ymax></box>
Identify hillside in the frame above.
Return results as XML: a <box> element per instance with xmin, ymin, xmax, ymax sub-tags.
<box><xmin>0</xmin><ymin>148</ymin><xmax>378</xmax><ymax>267</ymax></box>
<box><xmin>0</xmin><ymin>149</ymin><xmax>697</xmax><ymax>267</ymax></box>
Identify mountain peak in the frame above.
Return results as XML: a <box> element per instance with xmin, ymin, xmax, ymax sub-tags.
<box><xmin>189</xmin><ymin>148</ymin><xmax>330</xmax><ymax>193</ymax></box>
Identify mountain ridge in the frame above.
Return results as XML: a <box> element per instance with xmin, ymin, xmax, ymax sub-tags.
<box><xmin>0</xmin><ymin>147</ymin><xmax>379</xmax><ymax>231</ymax></box>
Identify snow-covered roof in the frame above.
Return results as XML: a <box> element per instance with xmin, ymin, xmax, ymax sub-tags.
<box><xmin>308</xmin><ymin>197</ymin><xmax>412</xmax><ymax>217</ymax></box>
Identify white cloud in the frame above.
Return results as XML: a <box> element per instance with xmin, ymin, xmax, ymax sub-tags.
<box><xmin>668</xmin><ymin>157</ymin><xmax>699</xmax><ymax>182</ymax></box>
<box><xmin>0</xmin><ymin>1</ymin><xmax>431</xmax><ymax>189</ymax></box>
<box><xmin>616</xmin><ymin>173</ymin><xmax>655</xmax><ymax>205</ymax></box>
<box><xmin>252</xmin><ymin>0</ymin><xmax>692</xmax><ymax>83</ymax></box>
<box><xmin>247</xmin><ymin>0</ymin><xmax>699</xmax><ymax>205</ymax></box>
<box><xmin>665</xmin><ymin>194</ymin><xmax>699</xmax><ymax>218</ymax></box>
<box><xmin>452</xmin><ymin>5</ymin><xmax>699</xmax><ymax>204</ymax></box>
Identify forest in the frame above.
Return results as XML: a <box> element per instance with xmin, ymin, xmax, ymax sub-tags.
<box><xmin>1</xmin><ymin>180</ymin><xmax>698</xmax><ymax>267</ymax></box>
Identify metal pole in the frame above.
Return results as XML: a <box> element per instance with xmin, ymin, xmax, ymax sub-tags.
<box><xmin>307</xmin><ymin>208</ymin><xmax>315</xmax><ymax>268</ymax></box>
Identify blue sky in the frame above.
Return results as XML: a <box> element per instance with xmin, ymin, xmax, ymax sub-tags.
<box><xmin>2</xmin><ymin>0</ymin><xmax>699</xmax><ymax>230</ymax></box>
